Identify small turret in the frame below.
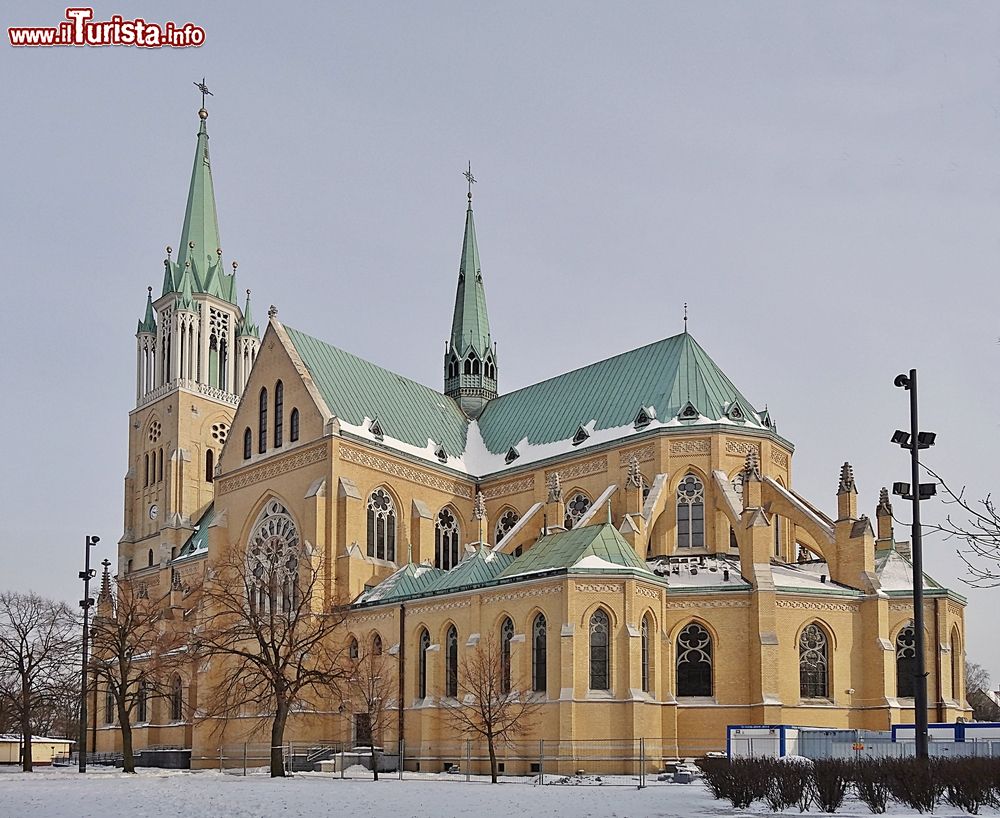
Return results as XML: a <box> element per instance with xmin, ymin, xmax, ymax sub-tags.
<box><xmin>876</xmin><ymin>486</ymin><xmax>894</xmax><ymax>544</ymax></box>
<box><xmin>837</xmin><ymin>462</ymin><xmax>858</xmax><ymax>520</ymax></box>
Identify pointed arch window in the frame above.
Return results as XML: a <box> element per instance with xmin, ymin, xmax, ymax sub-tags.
<box><xmin>372</xmin><ymin>633</ymin><xmax>383</xmax><ymax>656</ymax></box>
<box><xmin>676</xmin><ymin>622</ymin><xmax>712</xmax><ymax>696</ymax></box>
<box><xmin>246</xmin><ymin>498</ymin><xmax>301</xmax><ymax>616</ymax></box>
<box><xmin>104</xmin><ymin>686</ymin><xmax>114</xmax><ymax>724</ymax></box>
<box><xmin>274</xmin><ymin>380</ymin><xmax>284</xmax><ymax>448</ymax></box>
<box><xmin>532</xmin><ymin>614</ymin><xmax>547</xmax><ymax>693</ymax></box>
<box><xmin>170</xmin><ymin>674</ymin><xmax>183</xmax><ymax>721</ymax></box>
<box><xmin>418</xmin><ymin>628</ymin><xmax>430</xmax><ymax>699</ymax></box>
<box><xmin>564</xmin><ymin>493</ymin><xmax>591</xmax><ymax>530</ymax></box>
<box><xmin>158</xmin><ymin>448</ymin><xmax>164</xmax><ymax>482</ymax></box>
<box><xmin>147</xmin><ymin>549</ymin><xmax>154</xmax><ymax>567</ymax></box>
<box><xmin>464</xmin><ymin>359</ymin><xmax>472</xmax><ymax>375</ymax></box>
<box><xmin>676</xmin><ymin>474</ymin><xmax>705</xmax><ymax>548</ymax></box>
<box><xmin>799</xmin><ymin>623</ymin><xmax>830</xmax><ymax>699</ymax></box>
<box><xmin>258</xmin><ymin>387</ymin><xmax>268</xmax><ymax>454</ymax></box>
<box><xmin>435</xmin><ymin>507</ymin><xmax>461</xmax><ymax>570</ymax></box>
<box><xmin>495</xmin><ymin>509</ymin><xmax>519</xmax><ymax>543</ymax></box>
<box><xmin>137</xmin><ymin>680</ymin><xmax>148</xmax><ymax>723</ymax></box>
<box><xmin>366</xmin><ymin>488</ymin><xmax>397</xmax><ymax>562</ymax></box>
<box><xmin>144</xmin><ymin>453</ymin><xmax>150</xmax><ymax>487</ymax></box>
<box><xmin>951</xmin><ymin>629</ymin><xmax>962</xmax><ymax>701</ymax></box>
<box><xmin>289</xmin><ymin>408</ymin><xmax>300</xmax><ymax>442</ymax></box>
<box><xmin>348</xmin><ymin>637</ymin><xmax>359</xmax><ymax>660</ymax></box>
<box><xmin>243</xmin><ymin>427</ymin><xmax>252</xmax><ymax>460</ymax></box>
<box><xmin>445</xmin><ymin>625</ymin><xmax>459</xmax><ymax>698</ymax></box>
<box><xmin>641</xmin><ymin>614</ymin><xmax>652</xmax><ymax>693</ymax></box>
<box><xmin>895</xmin><ymin>622</ymin><xmax>916</xmax><ymax>699</ymax></box>
<box><xmin>205</xmin><ymin>449</ymin><xmax>214</xmax><ymax>483</ymax></box>
<box><xmin>589</xmin><ymin>609</ymin><xmax>610</xmax><ymax>691</ymax></box>
<box><xmin>500</xmin><ymin>617</ymin><xmax>514</xmax><ymax>695</ymax></box>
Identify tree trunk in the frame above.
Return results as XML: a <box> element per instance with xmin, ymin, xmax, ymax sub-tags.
<box><xmin>119</xmin><ymin>701</ymin><xmax>136</xmax><ymax>774</ymax></box>
<box><xmin>270</xmin><ymin>700</ymin><xmax>289</xmax><ymax>778</ymax></box>
<box><xmin>487</xmin><ymin>733</ymin><xmax>498</xmax><ymax>784</ymax></box>
<box><xmin>20</xmin><ymin>707</ymin><xmax>32</xmax><ymax>773</ymax></box>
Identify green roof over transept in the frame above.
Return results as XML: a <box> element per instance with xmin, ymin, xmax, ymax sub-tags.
<box><xmin>499</xmin><ymin>523</ymin><xmax>649</xmax><ymax>578</ymax></box>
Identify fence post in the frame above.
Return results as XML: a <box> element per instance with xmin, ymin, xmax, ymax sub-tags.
<box><xmin>639</xmin><ymin>737</ymin><xmax>645</xmax><ymax>789</ymax></box>
<box><xmin>466</xmin><ymin>739</ymin><xmax>472</xmax><ymax>781</ymax></box>
<box><xmin>243</xmin><ymin>742</ymin><xmax>247</xmax><ymax>776</ymax></box>
<box><xmin>398</xmin><ymin>738</ymin><xmax>404</xmax><ymax>780</ymax></box>
<box><xmin>218</xmin><ymin>747</ymin><xmax>223</xmax><ymax>772</ymax></box>
<box><xmin>538</xmin><ymin>739</ymin><xmax>544</xmax><ymax>786</ymax></box>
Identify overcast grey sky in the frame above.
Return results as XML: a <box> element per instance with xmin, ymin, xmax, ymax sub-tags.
<box><xmin>2</xmin><ymin>2</ymin><xmax>999</xmax><ymax>675</ymax></box>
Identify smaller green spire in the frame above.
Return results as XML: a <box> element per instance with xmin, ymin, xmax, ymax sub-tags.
<box><xmin>236</xmin><ymin>286</ymin><xmax>259</xmax><ymax>338</ymax></box>
<box><xmin>177</xmin><ymin>260</ymin><xmax>196</xmax><ymax>311</ymax></box>
<box><xmin>137</xmin><ymin>286</ymin><xmax>157</xmax><ymax>335</ymax></box>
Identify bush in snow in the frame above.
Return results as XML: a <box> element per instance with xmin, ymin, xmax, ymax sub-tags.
<box><xmin>943</xmin><ymin>758</ymin><xmax>997</xmax><ymax>815</ymax></box>
<box><xmin>853</xmin><ymin>759</ymin><xmax>891</xmax><ymax>814</ymax></box>
<box><xmin>883</xmin><ymin>758</ymin><xmax>944</xmax><ymax>814</ymax></box>
<box><xmin>811</xmin><ymin>759</ymin><xmax>851</xmax><ymax>813</ymax></box>
<box><xmin>765</xmin><ymin>758</ymin><xmax>813</xmax><ymax>812</ymax></box>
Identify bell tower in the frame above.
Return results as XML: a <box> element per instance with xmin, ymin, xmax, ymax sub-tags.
<box><xmin>121</xmin><ymin>87</ymin><xmax>260</xmax><ymax>578</ymax></box>
<box><xmin>444</xmin><ymin>166</ymin><xmax>497</xmax><ymax>418</ymax></box>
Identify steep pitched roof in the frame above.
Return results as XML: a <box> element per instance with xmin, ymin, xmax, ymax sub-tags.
<box><xmin>423</xmin><ymin>546</ymin><xmax>514</xmax><ymax>594</ymax></box>
<box><xmin>875</xmin><ymin>546</ymin><xmax>944</xmax><ymax>594</ymax></box>
<box><xmin>172</xmin><ymin>503</ymin><xmax>214</xmax><ymax>563</ymax></box>
<box><xmin>477</xmin><ymin>331</ymin><xmax>761</xmax><ymax>453</ymax></box>
<box><xmin>283</xmin><ymin>324</ymin><xmax>470</xmax><ymax>455</ymax></box>
<box><xmin>499</xmin><ymin>523</ymin><xmax>650</xmax><ymax>578</ymax></box>
<box><xmin>353</xmin><ymin>562</ymin><xmax>446</xmax><ymax>604</ymax></box>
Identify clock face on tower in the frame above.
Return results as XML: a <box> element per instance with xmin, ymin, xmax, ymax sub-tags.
<box><xmin>149</xmin><ymin>504</ymin><xmax>158</xmax><ymax>520</ymax></box>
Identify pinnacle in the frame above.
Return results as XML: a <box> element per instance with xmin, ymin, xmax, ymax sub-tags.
<box><xmin>838</xmin><ymin>462</ymin><xmax>856</xmax><ymax>495</ymax></box>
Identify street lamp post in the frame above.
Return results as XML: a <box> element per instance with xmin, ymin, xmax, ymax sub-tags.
<box><xmin>78</xmin><ymin>535</ymin><xmax>99</xmax><ymax>773</ymax></box>
<box><xmin>891</xmin><ymin>370</ymin><xmax>936</xmax><ymax>761</ymax></box>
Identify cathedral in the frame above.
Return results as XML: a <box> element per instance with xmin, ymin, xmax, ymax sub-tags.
<box><xmin>93</xmin><ymin>98</ymin><xmax>970</xmax><ymax>766</ymax></box>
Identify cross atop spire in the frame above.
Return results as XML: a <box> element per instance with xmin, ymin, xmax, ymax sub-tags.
<box><xmin>194</xmin><ymin>78</ymin><xmax>213</xmax><ymax>113</ymax></box>
<box><xmin>463</xmin><ymin>162</ymin><xmax>476</xmax><ymax>206</ymax></box>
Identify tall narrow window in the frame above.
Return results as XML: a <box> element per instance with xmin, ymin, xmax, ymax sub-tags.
<box><xmin>158</xmin><ymin>448</ymin><xmax>164</xmax><ymax>482</ymax></box>
<box><xmin>500</xmin><ymin>617</ymin><xmax>514</xmax><ymax>695</ymax></box>
<box><xmin>205</xmin><ymin>449</ymin><xmax>214</xmax><ymax>483</ymax></box>
<box><xmin>274</xmin><ymin>380</ymin><xmax>284</xmax><ymax>448</ymax></box>
<box><xmin>676</xmin><ymin>622</ymin><xmax>713</xmax><ymax>696</ymax></box>
<box><xmin>104</xmin><ymin>686</ymin><xmax>114</xmax><ymax>724</ymax></box>
<box><xmin>435</xmin><ymin>507</ymin><xmax>461</xmax><ymax>570</ymax></box>
<box><xmin>366</xmin><ymin>488</ymin><xmax>397</xmax><ymax>562</ymax></box>
<box><xmin>445</xmin><ymin>625</ymin><xmax>459</xmax><ymax>698</ymax></box>
<box><xmin>143</xmin><ymin>453</ymin><xmax>149</xmax><ymax>487</ymax></box>
<box><xmin>137</xmin><ymin>681</ymin><xmax>148</xmax><ymax>723</ymax></box>
<box><xmin>290</xmin><ymin>408</ymin><xmax>300</xmax><ymax>442</ymax></box>
<box><xmin>258</xmin><ymin>387</ymin><xmax>268</xmax><ymax>454</ymax></box>
<box><xmin>418</xmin><ymin>628</ymin><xmax>430</xmax><ymax>699</ymax></box>
<box><xmin>676</xmin><ymin>474</ymin><xmax>705</xmax><ymax>548</ymax></box>
<box><xmin>243</xmin><ymin>427</ymin><xmax>252</xmax><ymax>460</ymax></box>
<box><xmin>589</xmin><ymin>609</ymin><xmax>610</xmax><ymax>690</ymax></box>
<box><xmin>641</xmin><ymin>614</ymin><xmax>652</xmax><ymax>693</ymax></box>
<box><xmin>895</xmin><ymin>622</ymin><xmax>916</xmax><ymax>699</ymax></box>
<box><xmin>564</xmin><ymin>493</ymin><xmax>592</xmax><ymax>529</ymax></box>
<box><xmin>951</xmin><ymin>628</ymin><xmax>962</xmax><ymax>701</ymax></box>
<box><xmin>774</xmin><ymin>515</ymin><xmax>782</xmax><ymax>558</ymax></box>
<box><xmin>372</xmin><ymin>633</ymin><xmax>383</xmax><ymax>656</ymax></box>
<box><xmin>170</xmin><ymin>674</ymin><xmax>183</xmax><ymax>721</ymax></box>
<box><xmin>532</xmin><ymin>614</ymin><xmax>547</xmax><ymax>693</ymax></box>
<box><xmin>799</xmin><ymin>623</ymin><xmax>829</xmax><ymax>699</ymax></box>
<box><xmin>349</xmin><ymin>637</ymin><xmax>359</xmax><ymax>660</ymax></box>
<box><xmin>147</xmin><ymin>549</ymin><xmax>154</xmax><ymax>567</ymax></box>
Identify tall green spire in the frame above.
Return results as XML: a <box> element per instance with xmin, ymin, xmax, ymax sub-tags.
<box><xmin>162</xmin><ymin>102</ymin><xmax>237</xmax><ymax>304</ymax></box>
<box><xmin>444</xmin><ymin>169</ymin><xmax>498</xmax><ymax>419</ymax></box>
<box><xmin>448</xmin><ymin>197</ymin><xmax>492</xmax><ymax>358</ymax></box>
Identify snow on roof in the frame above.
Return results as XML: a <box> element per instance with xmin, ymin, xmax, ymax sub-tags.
<box><xmin>876</xmin><ymin>548</ymin><xmax>940</xmax><ymax>592</ymax></box>
<box><xmin>771</xmin><ymin>561</ymin><xmax>857</xmax><ymax>593</ymax></box>
<box><xmin>647</xmin><ymin>556</ymin><xmax>750</xmax><ymax>589</ymax></box>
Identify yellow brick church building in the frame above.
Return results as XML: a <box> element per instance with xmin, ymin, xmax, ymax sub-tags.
<box><xmin>93</xmin><ymin>100</ymin><xmax>970</xmax><ymax>763</ymax></box>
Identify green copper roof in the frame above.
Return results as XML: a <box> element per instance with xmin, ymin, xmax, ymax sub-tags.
<box><xmin>137</xmin><ymin>288</ymin><xmax>156</xmax><ymax>335</ymax></box>
<box><xmin>236</xmin><ymin>289</ymin><xmax>259</xmax><ymax>338</ymax></box>
<box><xmin>424</xmin><ymin>546</ymin><xmax>514</xmax><ymax>594</ymax></box>
<box><xmin>477</xmin><ymin>331</ymin><xmax>761</xmax><ymax>453</ymax></box>
<box><xmin>173</xmin><ymin>503</ymin><xmax>214</xmax><ymax>562</ymax></box>
<box><xmin>499</xmin><ymin>523</ymin><xmax>649</xmax><ymax>578</ymax></box>
<box><xmin>284</xmin><ymin>325</ymin><xmax>470</xmax><ymax>454</ymax></box>
<box><xmin>354</xmin><ymin>562</ymin><xmax>446</xmax><ymax>605</ymax></box>
<box><xmin>162</xmin><ymin>112</ymin><xmax>237</xmax><ymax>304</ymax></box>
<box><xmin>448</xmin><ymin>204</ymin><xmax>492</xmax><ymax>358</ymax></box>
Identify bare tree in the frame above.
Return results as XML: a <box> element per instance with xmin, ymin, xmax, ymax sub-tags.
<box><xmin>346</xmin><ymin>635</ymin><xmax>396</xmax><ymax>780</ymax></box>
<box><xmin>89</xmin><ymin>574</ymin><xmax>185</xmax><ymax>773</ymax></box>
<box><xmin>918</xmin><ymin>465</ymin><xmax>1000</xmax><ymax>587</ymax></box>
<box><xmin>439</xmin><ymin>633</ymin><xmax>541</xmax><ymax>783</ymax></box>
<box><xmin>194</xmin><ymin>543</ymin><xmax>349</xmax><ymax>777</ymax></box>
<box><xmin>0</xmin><ymin>593</ymin><xmax>77</xmax><ymax>771</ymax></box>
<box><xmin>966</xmin><ymin>660</ymin><xmax>991</xmax><ymax>694</ymax></box>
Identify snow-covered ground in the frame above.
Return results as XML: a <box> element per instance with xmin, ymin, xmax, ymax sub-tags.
<box><xmin>0</xmin><ymin>764</ymin><xmax>993</xmax><ymax>817</ymax></box>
